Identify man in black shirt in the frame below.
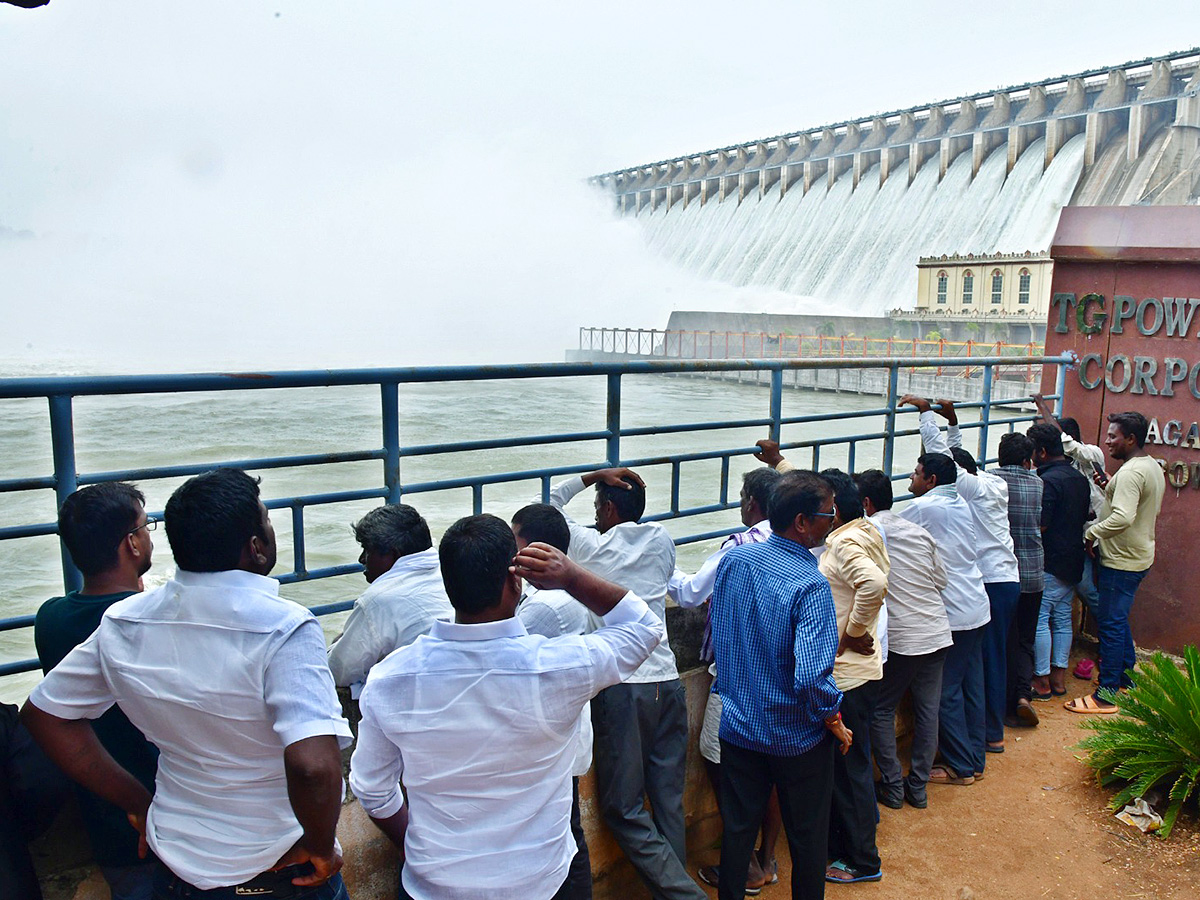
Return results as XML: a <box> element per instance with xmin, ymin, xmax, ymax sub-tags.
<box><xmin>1027</xmin><ymin>425</ymin><xmax>1092</xmax><ymax>699</ymax></box>
<box><xmin>34</xmin><ymin>482</ymin><xmax>159</xmax><ymax>900</ymax></box>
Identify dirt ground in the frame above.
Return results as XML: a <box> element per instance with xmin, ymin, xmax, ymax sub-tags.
<box><xmin>695</xmin><ymin>669</ymin><xmax>1200</xmax><ymax>900</ymax></box>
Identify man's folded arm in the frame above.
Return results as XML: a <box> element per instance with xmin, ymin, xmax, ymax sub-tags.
<box><xmin>839</xmin><ymin>547</ymin><xmax>888</xmax><ymax>638</ymax></box>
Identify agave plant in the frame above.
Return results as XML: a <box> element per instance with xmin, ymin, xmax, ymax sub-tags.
<box><xmin>1076</xmin><ymin>646</ymin><xmax>1200</xmax><ymax>837</ymax></box>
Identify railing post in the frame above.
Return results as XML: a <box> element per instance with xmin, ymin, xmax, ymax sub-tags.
<box><xmin>381</xmin><ymin>382</ymin><xmax>402</xmax><ymax>505</ymax></box>
<box><xmin>291</xmin><ymin>505</ymin><xmax>307</xmax><ymax>577</ymax></box>
<box><xmin>769</xmin><ymin>369</ymin><xmax>783</xmax><ymax>444</ymax></box>
<box><xmin>606</xmin><ymin>373</ymin><xmax>622</xmax><ymax>466</ymax></box>
<box><xmin>1053</xmin><ymin>358</ymin><xmax>1067</xmax><ymax>417</ymax></box>
<box><xmin>883</xmin><ymin>365</ymin><xmax>899</xmax><ymax>477</ymax></box>
<box><xmin>48</xmin><ymin>394</ymin><xmax>82</xmax><ymax>593</ymax></box>
<box><xmin>978</xmin><ymin>363</ymin><xmax>995</xmax><ymax>463</ymax></box>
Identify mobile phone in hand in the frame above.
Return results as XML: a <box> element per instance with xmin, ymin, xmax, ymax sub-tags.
<box><xmin>1091</xmin><ymin>460</ymin><xmax>1109</xmax><ymax>487</ymax></box>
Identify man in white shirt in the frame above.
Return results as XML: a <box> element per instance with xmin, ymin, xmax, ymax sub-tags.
<box><xmin>327</xmin><ymin>504</ymin><xmax>452</xmax><ymax>695</ymax></box>
<box><xmin>548</xmin><ymin>467</ymin><xmax>705</xmax><ymax>900</ymax></box>
<box><xmin>512</xmin><ymin>503</ymin><xmax>594</xmax><ymax>900</ymax></box>
<box><xmin>348</xmin><ymin>513</ymin><xmax>665</xmax><ymax>900</ymax></box>
<box><xmin>905</xmin><ymin>397</ymin><xmax>1021</xmax><ymax>762</ymax></box>
<box><xmin>22</xmin><ymin>468</ymin><xmax>353</xmax><ymax>899</ymax></box>
<box><xmin>899</xmin><ymin>452</ymin><xmax>991</xmax><ymax>786</ymax></box>
<box><xmin>667</xmin><ymin>467</ymin><xmax>780</xmax><ymax>892</ymax></box>
<box><xmin>854</xmin><ymin>470</ymin><xmax>952</xmax><ymax>810</ymax></box>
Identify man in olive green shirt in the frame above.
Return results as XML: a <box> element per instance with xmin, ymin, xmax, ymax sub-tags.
<box><xmin>1066</xmin><ymin>412</ymin><xmax>1164</xmax><ymax>714</ymax></box>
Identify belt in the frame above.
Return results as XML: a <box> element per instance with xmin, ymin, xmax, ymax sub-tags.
<box><xmin>155</xmin><ymin>863</ymin><xmax>328</xmax><ymax>899</ymax></box>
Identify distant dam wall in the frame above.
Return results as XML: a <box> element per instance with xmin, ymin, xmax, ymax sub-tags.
<box><xmin>592</xmin><ymin>49</ymin><xmax>1200</xmax><ymax>316</ymax></box>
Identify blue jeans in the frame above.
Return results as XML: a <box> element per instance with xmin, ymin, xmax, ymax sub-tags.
<box><xmin>152</xmin><ymin>865</ymin><xmax>348</xmax><ymax>900</ymax></box>
<box><xmin>938</xmin><ymin>625</ymin><xmax>986</xmax><ymax>779</ymax></box>
<box><xmin>101</xmin><ymin>863</ymin><xmax>155</xmax><ymax>900</ymax></box>
<box><xmin>981</xmin><ymin>582</ymin><xmax>1021</xmax><ymax>746</ymax></box>
<box><xmin>1097</xmin><ymin>565</ymin><xmax>1149</xmax><ymax>694</ymax></box>
<box><xmin>1076</xmin><ymin>556</ymin><xmax>1100</xmax><ymax>614</ymax></box>
<box><xmin>1036</xmin><ymin>574</ymin><xmax>1076</xmax><ymax>675</ymax></box>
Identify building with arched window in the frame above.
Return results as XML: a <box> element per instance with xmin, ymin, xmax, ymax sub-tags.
<box><xmin>908</xmin><ymin>251</ymin><xmax>1053</xmax><ymax>342</ymax></box>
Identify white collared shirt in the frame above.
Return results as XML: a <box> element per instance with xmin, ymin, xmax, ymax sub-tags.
<box><xmin>870</xmin><ymin>510</ymin><xmax>953</xmax><ymax>656</ymax></box>
<box><xmin>667</xmin><ymin>519</ymin><xmax>773</xmax><ymax>609</ymax></box>
<box><xmin>549</xmin><ymin>476</ymin><xmax>678</xmax><ymax>683</ymax></box>
<box><xmin>327</xmin><ymin>547</ymin><xmax>452</xmax><ymax>696</ymax></box>
<box><xmin>349</xmin><ymin>592</ymin><xmax>664</xmax><ymax>900</ymax></box>
<box><xmin>518</xmin><ymin>586</ymin><xmax>593</xmax><ymax>776</ymax></box>
<box><xmin>29</xmin><ymin>570</ymin><xmax>352</xmax><ymax>890</ymax></box>
<box><xmin>899</xmin><ymin>485</ymin><xmax>992</xmax><ymax>631</ymax></box>
<box><xmin>919</xmin><ymin>412</ymin><xmax>1020</xmax><ymax>585</ymax></box>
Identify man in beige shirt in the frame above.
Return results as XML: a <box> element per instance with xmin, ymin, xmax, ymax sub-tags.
<box><xmin>816</xmin><ymin>470</ymin><xmax>889</xmax><ymax>885</ymax></box>
<box><xmin>1066</xmin><ymin>412</ymin><xmax>1164</xmax><ymax>714</ymax></box>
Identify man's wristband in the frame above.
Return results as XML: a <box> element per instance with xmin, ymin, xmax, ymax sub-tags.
<box><xmin>824</xmin><ymin>712</ymin><xmax>842</xmax><ymax>727</ymax></box>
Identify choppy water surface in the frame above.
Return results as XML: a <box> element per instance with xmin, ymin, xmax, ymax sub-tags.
<box><xmin>0</xmin><ymin>372</ymin><xmax>919</xmax><ymax>703</ymax></box>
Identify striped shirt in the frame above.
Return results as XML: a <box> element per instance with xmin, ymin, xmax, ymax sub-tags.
<box><xmin>994</xmin><ymin>465</ymin><xmax>1045</xmax><ymax>594</ymax></box>
<box><xmin>711</xmin><ymin>533</ymin><xmax>842</xmax><ymax>756</ymax></box>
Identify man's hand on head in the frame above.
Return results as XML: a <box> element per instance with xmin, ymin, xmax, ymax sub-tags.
<box><xmin>512</xmin><ymin>543</ymin><xmax>577</xmax><ymax>594</ymax></box>
<box><xmin>899</xmin><ymin>394</ymin><xmax>931</xmax><ymax>413</ymax></box>
<box><xmin>583</xmin><ymin>467</ymin><xmax>644</xmax><ymax>490</ymax></box>
<box><xmin>837</xmin><ymin>632</ymin><xmax>875</xmax><ymax>658</ymax></box>
<box><xmin>933</xmin><ymin>398</ymin><xmax>958</xmax><ymax>426</ymax></box>
<box><xmin>754</xmin><ymin>439</ymin><xmax>783</xmax><ymax>468</ymax></box>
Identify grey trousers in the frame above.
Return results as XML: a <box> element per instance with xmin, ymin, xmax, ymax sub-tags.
<box><xmin>591</xmin><ymin>679</ymin><xmax>705</xmax><ymax>900</ymax></box>
<box><xmin>870</xmin><ymin>647</ymin><xmax>948</xmax><ymax>790</ymax></box>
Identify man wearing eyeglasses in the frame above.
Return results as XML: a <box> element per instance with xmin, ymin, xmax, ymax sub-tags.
<box><xmin>33</xmin><ymin>482</ymin><xmax>160</xmax><ymax>900</ymax></box>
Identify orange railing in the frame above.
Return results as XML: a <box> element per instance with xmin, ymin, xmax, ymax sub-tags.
<box><xmin>578</xmin><ymin>328</ymin><xmax>1043</xmax><ymax>382</ymax></box>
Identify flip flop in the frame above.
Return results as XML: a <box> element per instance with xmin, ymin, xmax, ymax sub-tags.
<box><xmin>1065</xmin><ymin>694</ymin><xmax>1117</xmax><ymax>714</ymax></box>
<box><xmin>826</xmin><ymin>861</ymin><xmax>883</xmax><ymax>884</ymax></box>
<box><xmin>929</xmin><ymin>765</ymin><xmax>974</xmax><ymax>785</ymax></box>
<box><xmin>1051</xmin><ymin>687</ymin><xmax>1068</xmax><ymax>696</ymax></box>
<box><xmin>986</xmin><ymin>741</ymin><xmax>1005</xmax><ymax>753</ymax></box>
<box><xmin>1032</xmin><ymin>689</ymin><xmax>1054</xmax><ymax>701</ymax></box>
<box><xmin>1073</xmin><ymin>659</ymin><xmax>1095</xmax><ymax>680</ymax></box>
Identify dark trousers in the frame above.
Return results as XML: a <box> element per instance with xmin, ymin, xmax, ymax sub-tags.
<box><xmin>154</xmin><ymin>865</ymin><xmax>347</xmax><ymax>900</ymax></box>
<box><xmin>980</xmin><ymin>581</ymin><xmax>1021</xmax><ymax>745</ymax></box>
<box><xmin>591</xmin><ymin>680</ymin><xmax>703</xmax><ymax>900</ymax></box>
<box><xmin>1006</xmin><ymin>590</ymin><xmax>1042</xmax><ymax>713</ymax></box>
<box><xmin>565</xmin><ymin>776</ymin><xmax>593</xmax><ymax>900</ymax></box>
<box><xmin>871</xmin><ymin>647</ymin><xmax>947</xmax><ymax>791</ymax></box>
<box><xmin>718</xmin><ymin>737</ymin><xmax>834</xmax><ymax>900</ymax></box>
<box><xmin>1097</xmin><ymin>565</ymin><xmax>1149</xmax><ymax>694</ymax></box>
<box><xmin>938</xmin><ymin>625</ymin><xmax>986</xmax><ymax>778</ymax></box>
<box><xmin>828</xmin><ymin>681</ymin><xmax>880</xmax><ymax>874</ymax></box>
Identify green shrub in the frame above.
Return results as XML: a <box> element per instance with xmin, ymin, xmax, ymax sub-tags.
<box><xmin>1076</xmin><ymin>646</ymin><xmax>1200</xmax><ymax>837</ymax></box>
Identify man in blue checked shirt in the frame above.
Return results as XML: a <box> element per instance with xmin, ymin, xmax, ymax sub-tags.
<box><xmin>710</xmin><ymin>469</ymin><xmax>853</xmax><ymax>900</ymax></box>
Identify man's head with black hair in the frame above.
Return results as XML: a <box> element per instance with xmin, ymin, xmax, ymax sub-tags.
<box><xmin>58</xmin><ymin>482</ymin><xmax>151</xmax><ymax>579</ymax></box>
<box><xmin>950</xmin><ymin>447</ymin><xmax>978</xmax><ymax>475</ymax></box>
<box><xmin>511</xmin><ymin>504</ymin><xmax>570</xmax><ymax>554</ymax></box>
<box><xmin>740</xmin><ymin>467</ymin><xmax>780</xmax><ymax>527</ymax></box>
<box><xmin>768</xmin><ymin>470</ymin><xmax>836</xmax><ymax>548</ymax></box>
<box><xmin>998</xmin><ymin>432</ymin><xmax>1034</xmax><ymax>469</ymax></box>
<box><xmin>910</xmin><ymin>453</ymin><xmax>957</xmax><ymax>497</ymax></box>
<box><xmin>1058</xmin><ymin>417</ymin><xmax>1082</xmax><ymax>442</ymax></box>
<box><xmin>853</xmin><ymin>469</ymin><xmax>893</xmax><ymax>514</ymax></box>
<box><xmin>819</xmin><ymin>468</ymin><xmax>863</xmax><ymax>525</ymax></box>
<box><xmin>1106</xmin><ymin>411</ymin><xmax>1149</xmax><ymax>460</ymax></box>
<box><xmin>439</xmin><ymin>514</ymin><xmax>520</xmax><ymax>618</ymax></box>
<box><xmin>594</xmin><ymin>476</ymin><xmax>646</xmax><ymax>532</ymax></box>
<box><xmin>165</xmin><ymin>468</ymin><xmax>275</xmax><ymax>574</ymax></box>
<box><xmin>1027</xmin><ymin>423</ymin><xmax>1065</xmax><ymax>463</ymax></box>
<box><xmin>351</xmin><ymin>504</ymin><xmax>433</xmax><ymax>583</ymax></box>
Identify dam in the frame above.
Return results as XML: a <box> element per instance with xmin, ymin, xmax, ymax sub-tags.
<box><xmin>591</xmin><ymin>48</ymin><xmax>1200</xmax><ymax>317</ymax></box>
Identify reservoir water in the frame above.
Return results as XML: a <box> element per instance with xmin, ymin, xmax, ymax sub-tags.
<box><xmin>0</xmin><ymin>369</ymin><xmax>923</xmax><ymax>703</ymax></box>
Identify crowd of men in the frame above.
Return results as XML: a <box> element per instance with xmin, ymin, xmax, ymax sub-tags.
<box><xmin>7</xmin><ymin>400</ymin><xmax>1164</xmax><ymax>900</ymax></box>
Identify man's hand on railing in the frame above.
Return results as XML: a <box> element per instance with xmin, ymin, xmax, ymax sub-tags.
<box><xmin>898</xmin><ymin>394</ymin><xmax>931</xmax><ymax>413</ymax></box>
<box><xmin>933</xmin><ymin>398</ymin><xmax>959</xmax><ymax>426</ymax></box>
<box><xmin>753</xmin><ymin>439</ymin><xmax>783</xmax><ymax>468</ymax></box>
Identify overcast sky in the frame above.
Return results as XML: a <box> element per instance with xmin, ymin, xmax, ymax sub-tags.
<box><xmin>0</xmin><ymin>1</ymin><xmax>1195</xmax><ymax>370</ymax></box>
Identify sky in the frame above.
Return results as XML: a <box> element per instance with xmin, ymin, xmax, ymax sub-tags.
<box><xmin>0</xmin><ymin>1</ymin><xmax>1196</xmax><ymax>371</ymax></box>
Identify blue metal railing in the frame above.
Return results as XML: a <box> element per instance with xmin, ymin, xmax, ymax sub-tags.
<box><xmin>0</xmin><ymin>355</ymin><xmax>1069</xmax><ymax>679</ymax></box>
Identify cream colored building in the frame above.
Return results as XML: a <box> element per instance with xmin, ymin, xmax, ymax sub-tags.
<box><xmin>916</xmin><ymin>251</ymin><xmax>1053</xmax><ymax>317</ymax></box>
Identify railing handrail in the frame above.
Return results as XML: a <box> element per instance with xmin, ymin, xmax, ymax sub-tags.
<box><xmin>0</xmin><ymin>356</ymin><xmax>1070</xmax><ymax>681</ymax></box>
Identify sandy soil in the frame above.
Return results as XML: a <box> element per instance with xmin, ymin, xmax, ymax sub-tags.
<box><xmin>695</xmin><ymin>671</ymin><xmax>1200</xmax><ymax>900</ymax></box>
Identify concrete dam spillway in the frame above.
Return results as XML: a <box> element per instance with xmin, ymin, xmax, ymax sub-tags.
<box><xmin>593</xmin><ymin>49</ymin><xmax>1200</xmax><ymax>317</ymax></box>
